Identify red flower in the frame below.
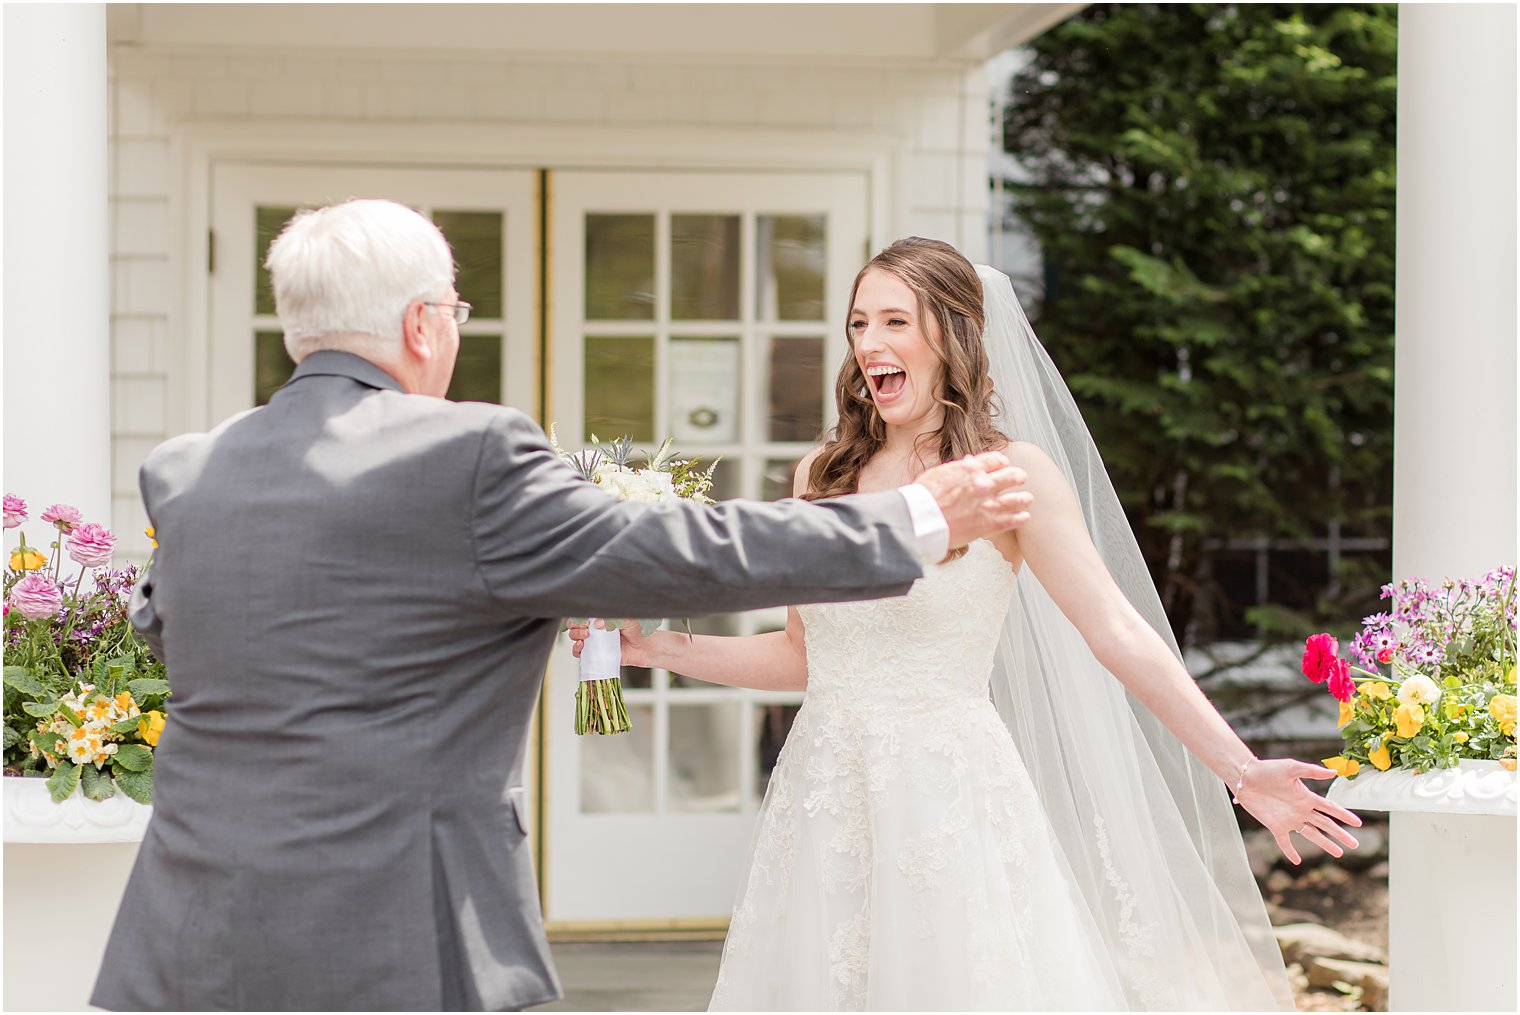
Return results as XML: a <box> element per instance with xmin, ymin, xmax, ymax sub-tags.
<box><xmin>1377</xmin><ymin>648</ymin><xmax>1395</xmax><ymax>665</ymax></box>
<box><xmin>1302</xmin><ymin>633</ymin><xmax>1339</xmax><ymax>684</ymax></box>
<box><xmin>1327</xmin><ymin>659</ymin><xmax>1355</xmax><ymax>703</ymax></box>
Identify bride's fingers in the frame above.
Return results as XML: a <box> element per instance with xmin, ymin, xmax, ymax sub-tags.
<box><xmin>1319</xmin><ymin>818</ymin><xmax>1360</xmax><ymax>850</ymax></box>
<box><xmin>1296</xmin><ymin>822</ymin><xmax>1345</xmax><ymax>859</ymax></box>
<box><xmin>1314</xmin><ymin>799</ymin><xmax>1363</xmax><ymax>827</ymax></box>
<box><xmin>1273</xmin><ymin>831</ymin><xmax>1303</xmax><ymax>866</ymax></box>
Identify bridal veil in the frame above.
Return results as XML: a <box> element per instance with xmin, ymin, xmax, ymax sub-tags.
<box><xmin>977</xmin><ymin>264</ymin><xmax>1293</xmax><ymax>1010</ymax></box>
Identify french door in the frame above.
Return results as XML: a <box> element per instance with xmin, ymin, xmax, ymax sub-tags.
<box><xmin>542</xmin><ymin>170</ymin><xmax>868</xmax><ymax>926</ymax></box>
<box><xmin>208</xmin><ymin>163</ymin><xmax>539</xmax><ymax>424</ymax></box>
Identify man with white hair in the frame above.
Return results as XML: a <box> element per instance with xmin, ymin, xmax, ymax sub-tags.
<box><xmin>90</xmin><ymin>199</ymin><xmax>1032</xmax><ymax>1011</ymax></box>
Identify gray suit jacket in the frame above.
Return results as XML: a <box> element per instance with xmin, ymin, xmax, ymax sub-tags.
<box><xmin>91</xmin><ymin>351</ymin><xmax>922</xmax><ymax>1012</ymax></box>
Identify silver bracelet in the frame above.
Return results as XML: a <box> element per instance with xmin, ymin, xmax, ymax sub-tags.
<box><xmin>1231</xmin><ymin>758</ymin><xmax>1255</xmax><ymax>805</ymax></box>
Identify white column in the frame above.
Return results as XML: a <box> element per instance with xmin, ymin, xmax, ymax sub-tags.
<box><xmin>1391</xmin><ymin>5</ymin><xmax>1518</xmax><ymax>1012</ymax></box>
<box><xmin>1393</xmin><ymin>3</ymin><xmax>1518</xmax><ymax>582</ymax></box>
<box><xmin>2</xmin><ymin>4</ymin><xmax>111</xmax><ymax>531</ymax></box>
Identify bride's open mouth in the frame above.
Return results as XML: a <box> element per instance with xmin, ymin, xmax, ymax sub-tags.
<box><xmin>866</xmin><ymin>363</ymin><xmax>908</xmax><ymax>405</ymax></box>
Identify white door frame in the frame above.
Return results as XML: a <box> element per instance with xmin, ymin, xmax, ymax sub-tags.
<box><xmin>168</xmin><ymin>122</ymin><xmax>902</xmax><ymax>436</ymax></box>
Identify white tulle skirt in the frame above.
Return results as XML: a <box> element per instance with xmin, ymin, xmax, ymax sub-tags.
<box><xmin>708</xmin><ymin>696</ymin><xmax>1129</xmax><ymax>1011</ymax></box>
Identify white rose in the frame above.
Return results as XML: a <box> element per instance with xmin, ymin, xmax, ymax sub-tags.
<box><xmin>1397</xmin><ymin>673</ymin><xmax>1442</xmax><ymax>707</ymax></box>
<box><xmin>599</xmin><ymin>468</ymin><xmax>676</xmax><ymax>504</ymax></box>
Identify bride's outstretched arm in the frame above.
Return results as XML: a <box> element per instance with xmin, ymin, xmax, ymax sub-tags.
<box><xmin>1006</xmin><ymin>440</ymin><xmax>1363</xmax><ymax>864</ymax></box>
<box><xmin>566</xmin><ymin>608</ymin><xmax>810</xmax><ymax>692</ymax></box>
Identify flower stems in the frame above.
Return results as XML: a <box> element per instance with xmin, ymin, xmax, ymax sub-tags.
<box><xmin>575</xmin><ymin>677</ymin><xmax>630</xmax><ymax>735</ymax></box>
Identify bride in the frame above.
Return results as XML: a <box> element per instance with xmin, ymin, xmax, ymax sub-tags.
<box><xmin>568</xmin><ymin>238</ymin><xmax>1361</xmax><ymax>1010</ymax></box>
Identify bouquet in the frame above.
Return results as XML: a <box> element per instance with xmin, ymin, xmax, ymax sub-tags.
<box><xmin>2</xmin><ymin>494</ymin><xmax>169</xmax><ymax>802</ymax></box>
<box><xmin>1303</xmin><ymin>565</ymin><xmax>1516</xmax><ymax>778</ymax></box>
<box><xmin>549</xmin><ymin>431</ymin><xmax>719</xmax><ymax>735</ymax></box>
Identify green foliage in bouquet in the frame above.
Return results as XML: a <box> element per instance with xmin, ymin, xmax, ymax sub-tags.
<box><xmin>3</xmin><ymin>497</ymin><xmax>167</xmax><ymax>802</ymax></box>
<box><xmin>549</xmin><ymin>429</ymin><xmax>719</xmax><ymax>735</ymax></box>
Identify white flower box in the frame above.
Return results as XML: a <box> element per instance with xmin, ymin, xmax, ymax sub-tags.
<box><xmin>3</xmin><ymin>775</ymin><xmax>152</xmax><ymax>1011</ymax></box>
<box><xmin>1329</xmin><ymin>760</ymin><xmax>1517</xmax><ymax>1011</ymax></box>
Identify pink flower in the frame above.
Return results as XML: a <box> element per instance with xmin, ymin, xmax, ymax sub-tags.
<box><xmin>9</xmin><ymin>573</ymin><xmax>62</xmax><ymax>620</ymax></box>
<box><xmin>3</xmin><ymin>494</ymin><xmax>26</xmax><ymax>529</ymax></box>
<box><xmin>65</xmin><ymin>523</ymin><xmax>116</xmax><ymax>568</ymax></box>
<box><xmin>1301</xmin><ymin>633</ymin><xmax>1339</xmax><ymax>684</ymax></box>
<box><xmin>40</xmin><ymin>503</ymin><xmax>83</xmax><ymax>532</ymax></box>
<box><xmin>1326</xmin><ymin>659</ymin><xmax>1355</xmax><ymax>703</ymax></box>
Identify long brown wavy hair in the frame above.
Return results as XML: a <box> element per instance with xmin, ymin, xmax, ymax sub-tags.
<box><xmin>804</xmin><ymin>238</ymin><xmax>1008</xmax><ymax>530</ymax></box>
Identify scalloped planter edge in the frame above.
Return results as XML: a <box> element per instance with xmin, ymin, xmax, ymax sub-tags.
<box><xmin>3</xmin><ymin>772</ymin><xmax>152</xmax><ymax>843</ymax></box>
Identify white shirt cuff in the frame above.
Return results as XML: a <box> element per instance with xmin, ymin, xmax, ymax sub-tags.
<box><xmin>898</xmin><ymin>483</ymin><xmax>949</xmax><ymax>565</ymax></box>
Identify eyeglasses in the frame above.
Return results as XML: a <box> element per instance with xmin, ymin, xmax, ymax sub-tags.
<box><xmin>424</xmin><ymin>300</ymin><xmax>472</xmax><ymax>325</ymax></box>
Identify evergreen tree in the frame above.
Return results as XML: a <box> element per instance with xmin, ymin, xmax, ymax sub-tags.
<box><xmin>1002</xmin><ymin>3</ymin><xmax>1397</xmax><ymax>647</ymax></box>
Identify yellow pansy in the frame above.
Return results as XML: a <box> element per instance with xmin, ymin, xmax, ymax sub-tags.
<box><xmin>144</xmin><ymin>525</ymin><xmax>158</xmax><ymax>549</ymax></box>
<box><xmin>1489</xmin><ymin>695</ymin><xmax>1516</xmax><ymax>737</ymax></box>
<box><xmin>8</xmin><ymin>547</ymin><xmax>46</xmax><ymax>571</ymax></box>
<box><xmin>1322</xmin><ymin>756</ymin><xmax>1360</xmax><ymax>778</ymax></box>
<box><xmin>137</xmin><ymin>710</ymin><xmax>166</xmax><ymax>747</ymax></box>
<box><xmin>115</xmin><ymin>691</ymin><xmax>136</xmax><ymax>712</ymax></box>
<box><xmin>1337</xmin><ymin>700</ymin><xmax>1355</xmax><ymax>729</ymax></box>
<box><xmin>1394</xmin><ymin>702</ymin><xmax>1425</xmax><ymax>739</ymax></box>
<box><xmin>1451</xmin><ymin>732</ymin><xmax>1469</xmax><ymax>744</ymax></box>
<box><xmin>1368</xmin><ymin>743</ymin><xmax>1392</xmax><ymax>771</ymax></box>
<box><xmin>1507</xmin><ymin>664</ymin><xmax>1516</xmax><ymax>685</ymax></box>
<box><xmin>1362</xmin><ymin>681</ymin><xmax>1392</xmax><ymax>702</ymax></box>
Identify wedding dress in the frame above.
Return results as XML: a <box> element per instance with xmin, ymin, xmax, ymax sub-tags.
<box><xmin>709</xmin><ymin>540</ymin><xmax>1128</xmax><ymax>1011</ymax></box>
<box><xmin>709</xmin><ymin>264</ymin><xmax>1292</xmax><ymax>1011</ymax></box>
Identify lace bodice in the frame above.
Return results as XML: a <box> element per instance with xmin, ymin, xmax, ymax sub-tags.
<box><xmin>797</xmin><ymin>539</ymin><xmax>1017</xmax><ymax>711</ymax></box>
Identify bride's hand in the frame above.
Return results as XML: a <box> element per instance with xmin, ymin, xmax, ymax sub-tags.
<box><xmin>564</xmin><ymin>618</ymin><xmax>659</xmax><ymax>669</ymax></box>
<box><xmin>1235</xmin><ymin>758</ymin><xmax>1363</xmax><ymax>864</ymax></box>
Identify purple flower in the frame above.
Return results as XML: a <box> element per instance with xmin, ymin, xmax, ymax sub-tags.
<box><xmin>1362</xmin><ymin>612</ymin><xmax>1392</xmax><ymax>629</ymax></box>
<box><xmin>3</xmin><ymin>494</ymin><xmax>26</xmax><ymax>529</ymax></box>
<box><xmin>1408</xmin><ymin>642</ymin><xmax>1445</xmax><ymax>667</ymax></box>
<box><xmin>1379</xmin><ymin>582</ymin><xmax>1397</xmax><ymax>600</ymax></box>
<box><xmin>9</xmin><ymin>573</ymin><xmax>62</xmax><ymax>620</ymax></box>
<box><xmin>40</xmin><ymin>503</ymin><xmax>83</xmax><ymax>532</ymax></box>
<box><xmin>65</xmin><ymin>523</ymin><xmax>116</xmax><ymax>568</ymax></box>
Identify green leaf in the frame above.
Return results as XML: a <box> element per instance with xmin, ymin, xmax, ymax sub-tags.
<box><xmin>111</xmin><ymin>715</ymin><xmax>145</xmax><ymax>736</ymax></box>
<box><xmin>127</xmin><ymin>678</ymin><xmax>170</xmax><ymax>700</ymax></box>
<box><xmin>80</xmin><ymin>762</ymin><xmax>116</xmax><ymax>801</ymax></box>
<box><xmin>47</xmin><ymin>762</ymin><xmax>82</xmax><ymax>802</ymax></box>
<box><xmin>56</xmin><ymin>703</ymin><xmax>83</xmax><ymax>728</ymax></box>
<box><xmin>22</xmin><ymin>700</ymin><xmax>59</xmax><ymax>718</ymax></box>
<box><xmin>111</xmin><ymin>743</ymin><xmax>153</xmax><ymax>772</ymax></box>
<box><xmin>3</xmin><ymin>666</ymin><xmax>47</xmax><ymax>697</ymax></box>
<box><xmin>114</xmin><ymin>763</ymin><xmax>153</xmax><ymax>804</ymax></box>
<box><xmin>638</xmin><ymin>619</ymin><xmax>662</xmax><ymax>638</ymax></box>
<box><xmin>2</xmin><ymin>725</ymin><xmax>21</xmax><ymax>750</ymax></box>
<box><xmin>32</xmin><ymin>730</ymin><xmax>63</xmax><ymax>756</ymax></box>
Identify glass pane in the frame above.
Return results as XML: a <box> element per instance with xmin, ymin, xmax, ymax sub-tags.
<box><xmin>706</xmin><ymin>460</ymin><xmax>739</xmax><ymax>501</ymax></box>
<box><xmin>586</xmin><ymin>214</ymin><xmax>655</xmax><ymax>320</ymax></box>
<box><xmin>761</xmin><ymin>457</ymin><xmax>805</xmax><ymax>501</ymax></box>
<box><xmin>434</xmin><ymin>210</ymin><xmax>503</xmax><ymax>319</ymax></box>
<box><xmin>671</xmin><ymin>614</ymin><xmax>741</xmax><ymax>689</ymax></box>
<box><xmin>584</xmin><ymin>336</ymin><xmax>654</xmax><ymax>441</ymax></box>
<box><xmin>254</xmin><ymin>330</ymin><xmax>295</xmax><ymax>406</ymax></box>
<box><xmin>580</xmin><ymin>703</ymin><xmax>655</xmax><ymax>813</ymax></box>
<box><xmin>446</xmin><ymin>334</ymin><xmax>502</xmax><ymax>404</ymax></box>
<box><xmin>255</xmin><ymin>206</ymin><xmax>300</xmax><ymax>315</ymax></box>
<box><xmin>668</xmin><ymin>703</ymin><xmax>741</xmax><ymax>813</ymax></box>
<box><xmin>755</xmin><ymin>703</ymin><xmax>802</xmax><ymax>796</ymax></box>
<box><xmin>756</xmin><ymin>214</ymin><xmax>826</xmax><ymax>321</ymax></box>
<box><xmin>669</xmin><ymin>337</ymin><xmax>740</xmax><ymax>443</ymax></box>
<box><xmin>766</xmin><ymin>336</ymin><xmax>825</xmax><ymax>442</ymax></box>
<box><xmin>671</xmin><ymin>215</ymin><xmax>740</xmax><ymax>320</ymax></box>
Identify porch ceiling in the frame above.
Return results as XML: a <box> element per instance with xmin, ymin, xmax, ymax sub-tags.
<box><xmin>110</xmin><ymin>3</ymin><xmax>1084</xmax><ymax>63</ymax></box>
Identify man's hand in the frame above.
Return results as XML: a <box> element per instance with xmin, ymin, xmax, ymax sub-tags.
<box><xmin>916</xmin><ymin>452</ymin><xmax>1033</xmax><ymax>549</ymax></box>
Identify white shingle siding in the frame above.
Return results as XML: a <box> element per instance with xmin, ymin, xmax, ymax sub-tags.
<box><xmin>106</xmin><ymin>48</ymin><xmax>995</xmax><ymax>558</ymax></box>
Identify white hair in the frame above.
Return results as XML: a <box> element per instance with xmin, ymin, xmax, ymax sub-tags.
<box><xmin>264</xmin><ymin>199</ymin><xmax>455</xmax><ymax>362</ymax></box>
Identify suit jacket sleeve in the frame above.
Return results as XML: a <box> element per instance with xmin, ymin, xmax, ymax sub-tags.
<box><xmin>471</xmin><ymin>410</ymin><xmax>924</xmax><ymax>618</ymax></box>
